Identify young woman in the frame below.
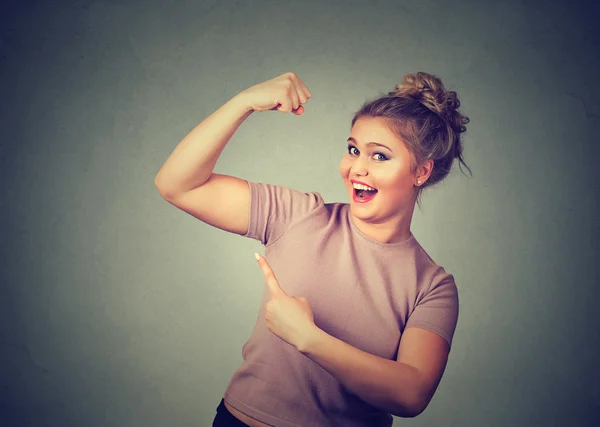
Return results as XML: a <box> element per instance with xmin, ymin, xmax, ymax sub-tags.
<box><xmin>155</xmin><ymin>72</ymin><xmax>471</xmax><ymax>427</ymax></box>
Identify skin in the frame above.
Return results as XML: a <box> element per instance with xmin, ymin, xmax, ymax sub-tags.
<box><xmin>339</xmin><ymin>116</ymin><xmax>434</xmax><ymax>244</ymax></box>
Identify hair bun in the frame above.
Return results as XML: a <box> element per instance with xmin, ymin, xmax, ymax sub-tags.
<box><xmin>388</xmin><ymin>71</ymin><xmax>468</xmax><ymax>133</ymax></box>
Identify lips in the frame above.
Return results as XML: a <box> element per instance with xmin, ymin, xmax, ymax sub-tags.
<box><xmin>351</xmin><ymin>179</ymin><xmax>377</xmax><ymax>191</ymax></box>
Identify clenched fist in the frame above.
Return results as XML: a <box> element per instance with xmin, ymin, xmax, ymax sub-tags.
<box><xmin>238</xmin><ymin>72</ymin><xmax>312</xmax><ymax>115</ymax></box>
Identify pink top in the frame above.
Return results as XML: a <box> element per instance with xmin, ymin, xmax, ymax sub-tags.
<box><xmin>223</xmin><ymin>181</ymin><xmax>459</xmax><ymax>427</ymax></box>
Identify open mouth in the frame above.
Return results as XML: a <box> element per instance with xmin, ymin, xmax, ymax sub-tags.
<box><xmin>353</xmin><ymin>187</ymin><xmax>378</xmax><ymax>202</ymax></box>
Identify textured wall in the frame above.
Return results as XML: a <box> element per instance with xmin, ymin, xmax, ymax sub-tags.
<box><xmin>1</xmin><ymin>0</ymin><xmax>599</xmax><ymax>426</ymax></box>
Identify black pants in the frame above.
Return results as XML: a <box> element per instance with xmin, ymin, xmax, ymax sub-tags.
<box><xmin>212</xmin><ymin>398</ymin><xmax>251</xmax><ymax>427</ymax></box>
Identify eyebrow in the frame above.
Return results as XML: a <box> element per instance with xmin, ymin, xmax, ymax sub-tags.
<box><xmin>347</xmin><ymin>137</ymin><xmax>392</xmax><ymax>151</ymax></box>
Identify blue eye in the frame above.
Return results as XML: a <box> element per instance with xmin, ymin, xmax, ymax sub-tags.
<box><xmin>347</xmin><ymin>145</ymin><xmax>388</xmax><ymax>161</ymax></box>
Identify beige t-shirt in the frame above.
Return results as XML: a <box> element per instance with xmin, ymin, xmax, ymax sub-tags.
<box><xmin>223</xmin><ymin>181</ymin><xmax>459</xmax><ymax>427</ymax></box>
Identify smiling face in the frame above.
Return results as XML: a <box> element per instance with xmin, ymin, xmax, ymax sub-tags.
<box><xmin>339</xmin><ymin>116</ymin><xmax>430</xmax><ymax>243</ymax></box>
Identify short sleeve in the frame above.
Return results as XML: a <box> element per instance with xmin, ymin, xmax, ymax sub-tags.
<box><xmin>405</xmin><ymin>273</ymin><xmax>459</xmax><ymax>350</ymax></box>
<box><xmin>242</xmin><ymin>181</ymin><xmax>323</xmax><ymax>247</ymax></box>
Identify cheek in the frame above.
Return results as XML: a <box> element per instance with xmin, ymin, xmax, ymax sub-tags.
<box><xmin>339</xmin><ymin>158</ymin><xmax>350</xmax><ymax>176</ymax></box>
<box><xmin>380</xmin><ymin>171</ymin><xmax>412</xmax><ymax>193</ymax></box>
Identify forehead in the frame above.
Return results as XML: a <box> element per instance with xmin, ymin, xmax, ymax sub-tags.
<box><xmin>350</xmin><ymin>117</ymin><xmax>408</xmax><ymax>149</ymax></box>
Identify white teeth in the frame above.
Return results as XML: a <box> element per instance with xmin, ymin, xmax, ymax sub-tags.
<box><xmin>352</xmin><ymin>183</ymin><xmax>377</xmax><ymax>191</ymax></box>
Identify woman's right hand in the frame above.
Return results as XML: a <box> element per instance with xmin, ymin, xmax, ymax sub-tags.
<box><xmin>238</xmin><ymin>72</ymin><xmax>312</xmax><ymax>115</ymax></box>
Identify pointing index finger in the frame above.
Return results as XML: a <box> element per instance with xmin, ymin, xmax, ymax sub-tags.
<box><xmin>255</xmin><ymin>253</ymin><xmax>283</xmax><ymax>296</ymax></box>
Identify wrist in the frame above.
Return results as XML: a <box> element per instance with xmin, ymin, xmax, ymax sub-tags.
<box><xmin>231</xmin><ymin>91</ymin><xmax>255</xmax><ymax>115</ymax></box>
<box><xmin>297</xmin><ymin>324</ymin><xmax>323</xmax><ymax>354</ymax></box>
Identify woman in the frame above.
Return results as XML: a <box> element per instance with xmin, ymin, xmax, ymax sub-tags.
<box><xmin>155</xmin><ymin>71</ymin><xmax>471</xmax><ymax>427</ymax></box>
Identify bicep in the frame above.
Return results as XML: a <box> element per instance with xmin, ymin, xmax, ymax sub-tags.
<box><xmin>159</xmin><ymin>173</ymin><xmax>251</xmax><ymax>236</ymax></box>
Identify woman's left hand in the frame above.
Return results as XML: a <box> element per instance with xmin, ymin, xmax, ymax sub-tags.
<box><xmin>255</xmin><ymin>253</ymin><xmax>316</xmax><ymax>351</ymax></box>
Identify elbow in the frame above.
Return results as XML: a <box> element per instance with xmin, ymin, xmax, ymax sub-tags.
<box><xmin>393</xmin><ymin>401</ymin><xmax>426</xmax><ymax>419</ymax></box>
<box><xmin>392</xmin><ymin>403</ymin><xmax>422</xmax><ymax>419</ymax></box>
<box><xmin>409</xmin><ymin>391</ymin><xmax>434</xmax><ymax>418</ymax></box>
<box><xmin>154</xmin><ymin>173</ymin><xmax>166</xmax><ymax>189</ymax></box>
<box><xmin>154</xmin><ymin>176</ymin><xmax>172</xmax><ymax>199</ymax></box>
<box><xmin>410</xmin><ymin>401</ymin><xmax>427</xmax><ymax>418</ymax></box>
<box><xmin>392</xmin><ymin>387</ymin><xmax>429</xmax><ymax>418</ymax></box>
<box><xmin>155</xmin><ymin>185</ymin><xmax>168</xmax><ymax>200</ymax></box>
<box><xmin>154</xmin><ymin>175</ymin><xmax>164</xmax><ymax>193</ymax></box>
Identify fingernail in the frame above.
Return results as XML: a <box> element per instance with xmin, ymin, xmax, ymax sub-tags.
<box><xmin>254</xmin><ymin>252</ymin><xmax>260</xmax><ymax>261</ymax></box>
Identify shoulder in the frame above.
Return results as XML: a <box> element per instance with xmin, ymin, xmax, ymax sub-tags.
<box><xmin>409</xmin><ymin>240</ymin><xmax>453</xmax><ymax>282</ymax></box>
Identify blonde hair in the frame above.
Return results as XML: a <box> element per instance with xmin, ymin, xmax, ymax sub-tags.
<box><xmin>352</xmin><ymin>71</ymin><xmax>472</xmax><ymax>209</ymax></box>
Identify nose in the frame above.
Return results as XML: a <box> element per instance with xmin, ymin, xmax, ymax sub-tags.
<box><xmin>350</xmin><ymin>155</ymin><xmax>369</xmax><ymax>177</ymax></box>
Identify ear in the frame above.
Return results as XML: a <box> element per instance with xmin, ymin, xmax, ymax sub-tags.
<box><xmin>416</xmin><ymin>159</ymin><xmax>434</xmax><ymax>185</ymax></box>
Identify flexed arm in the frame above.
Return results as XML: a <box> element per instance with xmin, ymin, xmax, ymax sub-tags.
<box><xmin>155</xmin><ymin>72</ymin><xmax>312</xmax><ymax>198</ymax></box>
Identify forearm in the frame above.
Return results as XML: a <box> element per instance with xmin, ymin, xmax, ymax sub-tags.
<box><xmin>299</xmin><ymin>327</ymin><xmax>423</xmax><ymax>418</ymax></box>
<box><xmin>154</xmin><ymin>93</ymin><xmax>254</xmax><ymax>197</ymax></box>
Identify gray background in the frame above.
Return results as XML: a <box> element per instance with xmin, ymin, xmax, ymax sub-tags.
<box><xmin>1</xmin><ymin>0</ymin><xmax>599</xmax><ymax>426</ymax></box>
